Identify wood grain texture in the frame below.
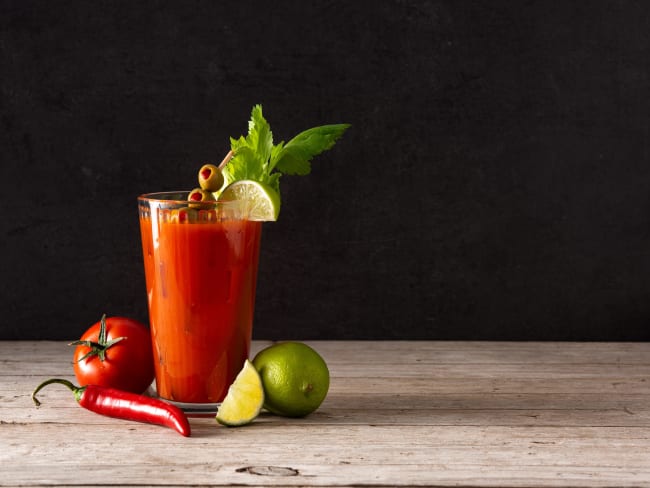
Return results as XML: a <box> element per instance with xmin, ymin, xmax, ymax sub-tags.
<box><xmin>1</xmin><ymin>340</ymin><xmax>650</xmax><ymax>487</ymax></box>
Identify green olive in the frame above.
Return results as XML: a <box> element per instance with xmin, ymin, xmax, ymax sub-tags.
<box><xmin>176</xmin><ymin>207</ymin><xmax>198</xmax><ymax>223</ymax></box>
<box><xmin>198</xmin><ymin>163</ymin><xmax>224</xmax><ymax>192</ymax></box>
<box><xmin>187</xmin><ymin>188</ymin><xmax>216</xmax><ymax>208</ymax></box>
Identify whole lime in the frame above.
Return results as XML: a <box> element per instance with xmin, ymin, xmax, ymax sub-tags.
<box><xmin>252</xmin><ymin>342</ymin><xmax>330</xmax><ymax>417</ymax></box>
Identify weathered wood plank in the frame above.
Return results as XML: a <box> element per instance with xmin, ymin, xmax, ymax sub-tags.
<box><xmin>310</xmin><ymin>340</ymin><xmax>650</xmax><ymax>365</ymax></box>
<box><xmin>2</xmin><ymin>423</ymin><xmax>650</xmax><ymax>487</ymax></box>
<box><xmin>4</xmin><ymin>406</ymin><xmax>650</xmax><ymax>428</ymax></box>
<box><xmin>3</xmin><ymin>340</ymin><xmax>650</xmax><ymax>365</ymax></box>
<box><xmin>7</xmin><ymin>358</ymin><xmax>650</xmax><ymax>377</ymax></box>
<box><xmin>1</xmin><ymin>341</ymin><xmax>650</xmax><ymax>487</ymax></box>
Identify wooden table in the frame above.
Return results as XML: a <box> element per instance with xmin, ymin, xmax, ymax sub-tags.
<box><xmin>2</xmin><ymin>341</ymin><xmax>650</xmax><ymax>487</ymax></box>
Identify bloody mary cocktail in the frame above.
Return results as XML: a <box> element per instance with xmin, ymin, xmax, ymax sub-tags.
<box><xmin>138</xmin><ymin>192</ymin><xmax>262</xmax><ymax>410</ymax></box>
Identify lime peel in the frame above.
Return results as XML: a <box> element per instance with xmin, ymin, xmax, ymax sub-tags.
<box><xmin>216</xmin><ymin>359</ymin><xmax>264</xmax><ymax>427</ymax></box>
<box><xmin>252</xmin><ymin>342</ymin><xmax>330</xmax><ymax>417</ymax></box>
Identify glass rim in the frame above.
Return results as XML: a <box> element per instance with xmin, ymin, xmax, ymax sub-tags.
<box><xmin>138</xmin><ymin>191</ymin><xmax>236</xmax><ymax>206</ymax></box>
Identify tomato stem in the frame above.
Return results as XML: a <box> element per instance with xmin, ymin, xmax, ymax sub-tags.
<box><xmin>69</xmin><ymin>314</ymin><xmax>126</xmax><ymax>362</ymax></box>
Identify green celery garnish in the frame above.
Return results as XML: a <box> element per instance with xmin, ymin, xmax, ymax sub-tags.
<box><xmin>222</xmin><ymin>105</ymin><xmax>350</xmax><ymax>198</ymax></box>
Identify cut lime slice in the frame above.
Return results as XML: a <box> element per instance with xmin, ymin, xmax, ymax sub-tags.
<box><xmin>216</xmin><ymin>360</ymin><xmax>264</xmax><ymax>426</ymax></box>
<box><xmin>219</xmin><ymin>180</ymin><xmax>280</xmax><ymax>221</ymax></box>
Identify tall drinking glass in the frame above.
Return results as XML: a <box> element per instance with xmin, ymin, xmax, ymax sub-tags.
<box><xmin>138</xmin><ymin>192</ymin><xmax>262</xmax><ymax>414</ymax></box>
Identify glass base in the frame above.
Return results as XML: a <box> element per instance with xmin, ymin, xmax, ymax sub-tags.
<box><xmin>164</xmin><ymin>399</ymin><xmax>220</xmax><ymax>417</ymax></box>
<box><xmin>146</xmin><ymin>385</ymin><xmax>220</xmax><ymax>417</ymax></box>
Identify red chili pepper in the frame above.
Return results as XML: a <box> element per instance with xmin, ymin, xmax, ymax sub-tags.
<box><xmin>32</xmin><ymin>378</ymin><xmax>191</xmax><ymax>437</ymax></box>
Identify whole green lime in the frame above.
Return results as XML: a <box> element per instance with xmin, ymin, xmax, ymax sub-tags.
<box><xmin>252</xmin><ymin>342</ymin><xmax>330</xmax><ymax>417</ymax></box>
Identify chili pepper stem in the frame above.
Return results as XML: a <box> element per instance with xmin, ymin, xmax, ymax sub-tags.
<box><xmin>32</xmin><ymin>378</ymin><xmax>85</xmax><ymax>406</ymax></box>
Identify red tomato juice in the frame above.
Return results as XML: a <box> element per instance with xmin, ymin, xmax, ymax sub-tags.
<box><xmin>139</xmin><ymin>207</ymin><xmax>262</xmax><ymax>405</ymax></box>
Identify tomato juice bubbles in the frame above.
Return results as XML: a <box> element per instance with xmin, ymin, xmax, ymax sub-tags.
<box><xmin>138</xmin><ymin>192</ymin><xmax>262</xmax><ymax>413</ymax></box>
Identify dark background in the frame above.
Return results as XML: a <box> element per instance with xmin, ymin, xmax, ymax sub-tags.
<box><xmin>2</xmin><ymin>1</ymin><xmax>649</xmax><ymax>341</ymax></box>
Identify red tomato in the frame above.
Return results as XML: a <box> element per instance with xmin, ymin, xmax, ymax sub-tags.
<box><xmin>72</xmin><ymin>315</ymin><xmax>155</xmax><ymax>394</ymax></box>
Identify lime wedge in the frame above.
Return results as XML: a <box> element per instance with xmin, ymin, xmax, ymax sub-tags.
<box><xmin>216</xmin><ymin>360</ymin><xmax>264</xmax><ymax>426</ymax></box>
<box><xmin>219</xmin><ymin>180</ymin><xmax>280</xmax><ymax>221</ymax></box>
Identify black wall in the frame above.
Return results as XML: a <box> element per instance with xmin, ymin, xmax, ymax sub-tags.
<box><xmin>2</xmin><ymin>1</ymin><xmax>649</xmax><ymax>340</ymax></box>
